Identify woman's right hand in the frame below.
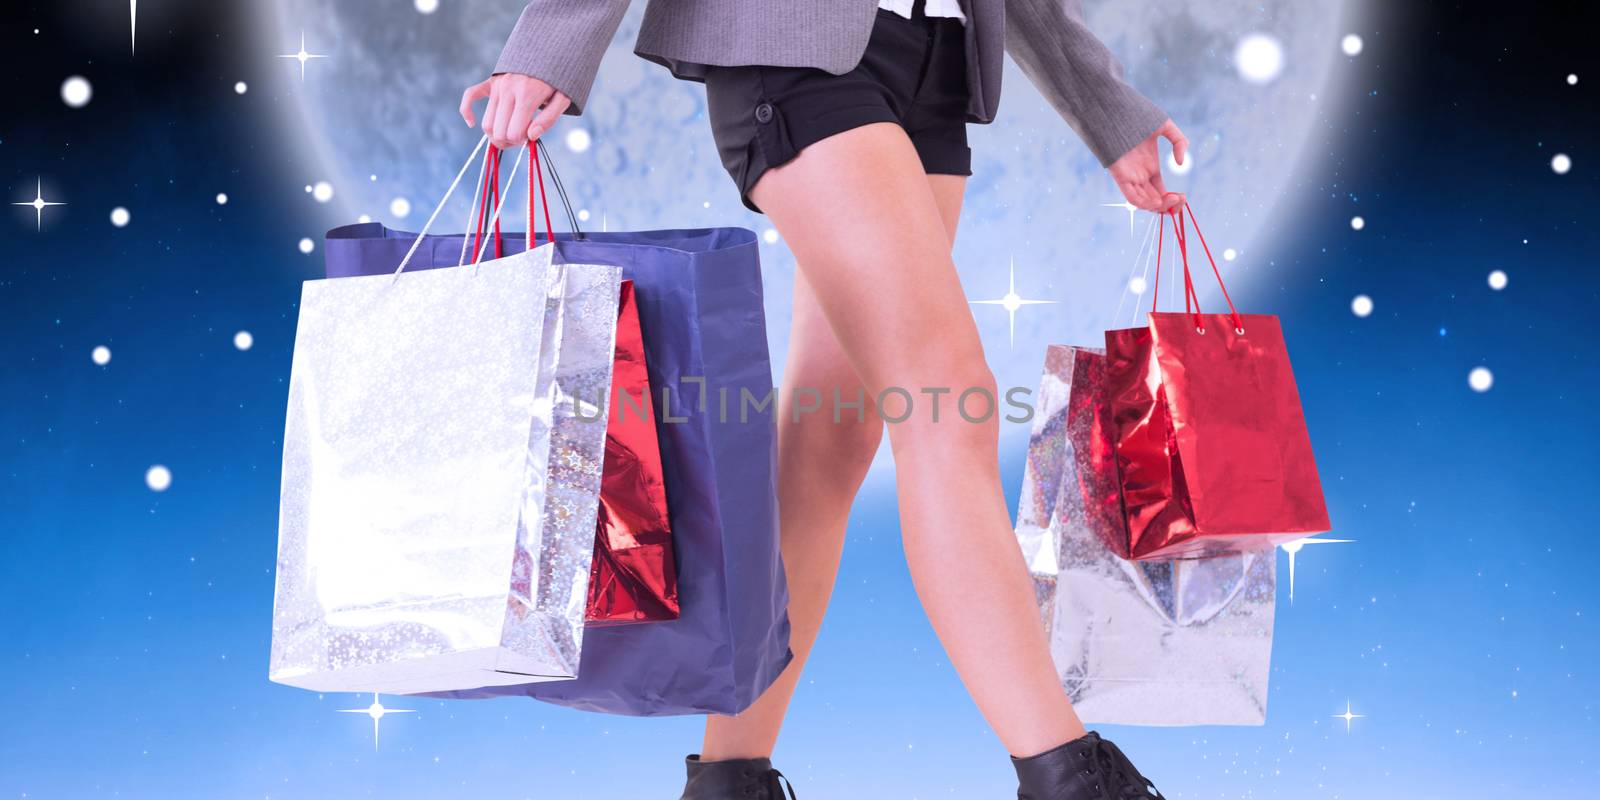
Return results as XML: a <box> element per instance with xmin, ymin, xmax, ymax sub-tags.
<box><xmin>460</xmin><ymin>73</ymin><xmax>572</xmax><ymax>151</ymax></box>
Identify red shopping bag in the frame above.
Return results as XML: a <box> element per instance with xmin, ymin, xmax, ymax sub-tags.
<box><xmin>1104</xmin><ymin>204</ymin><xmax>1330</xmax><ymax>560</ymax></box>
<box><xmin>470</xmin><ymin>150</ymin><xmax>680</xmax><ymax>623</ymax></box>
<box><xmin>588</xmin><ymin>280</ymin><xmax>681</xmax><ymax>624</ymax></box>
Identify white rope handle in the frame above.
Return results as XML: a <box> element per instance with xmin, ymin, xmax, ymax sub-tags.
<box><xmin>392</xmin><ymin>135</ymin><xmax>490</xmax><ymax>280</ymax></box>
<box><xmin>1112</xmin><ymin>213</ymin><xmax>1159</xmax><ymax>329</ymax></box>
<box><xmin>457</xmin><ymin>144</ymin><xmax>492</xmax><ymax>268</ymax></box>
<box><xmin>1135</xmin><ymin>215</ymin><xmax>1160</xmax><ymax>326</ymax></box>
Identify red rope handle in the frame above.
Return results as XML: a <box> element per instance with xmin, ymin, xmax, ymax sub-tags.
<box><xmin>470</xmin><ymin>145</ymin><xmax>496</xmax><ymax>263</ymax></box>
<box><xmin>471</xmin><ymin>146</ymin><xmax>509</xmax><ymax>262</ymax></box>
<box><xmin>474</xmin><ymin>142</ymin><xmax>556</xmax><ymax>260</ymax></box>
<box><xmin>1150</xmin><ymin>212</ymin><xmax>1164</xmax><ymax>315</ymax></box>
<box><xmin>1182</xmin><ymin>201</ymin><xmax>1243</xmax><ymax>332</ymax></box>
<box><xmin>491</xmin><ymin>147</ymin><xmax>503</xmax><ymax>259</ymax></box>
<box><xmin>479</xmin><ymin>147</ymin><xmax>504</xmax><ymax>260</ymax></box>
<box><xmin>1145</xmin><ymin>203</ymin><xmax>1244</xmax><ymax>333</ymax></box>
<box><xmin>530</xmin><ymin>145</ymin><xmax>556</xmax><ymax>251</ymax></box>
<box><xmin>1170</xmin><ymin>209</ymin><xmax>1203</xmax><ymax>329</ymax></box>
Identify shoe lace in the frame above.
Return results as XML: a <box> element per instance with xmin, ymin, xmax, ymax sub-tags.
<box><xmin>739</xmin><ymin>767</ymin><xmax>797</xmax><ymax>799</ymax></box>
<box><xmin>1092</xmin><ymin>738</ymin><xmax>1164</xmax><ymax>800</ymax></box>
<box><xmin>769</xmin><ymin>768</ymin><xmax>797</xmax><ymax>799</ymax></box>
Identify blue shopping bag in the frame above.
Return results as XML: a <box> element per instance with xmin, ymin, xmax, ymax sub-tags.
<box><xmin>320</xmin><ymin>143</ymin><xmax>791</xmax><ymax>715</ymax></box>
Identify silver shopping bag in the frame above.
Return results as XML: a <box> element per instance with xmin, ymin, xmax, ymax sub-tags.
<box><xmin>1015</xmin><ymin>345</ymin><xmax>1276</xmax><ymax>725</ymax></box>
<box><xmin>270</xmin><ymin>141</ymin><xmax>623</xmax><ymax>694</ymax></box>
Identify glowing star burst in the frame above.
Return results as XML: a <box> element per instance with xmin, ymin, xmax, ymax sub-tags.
<box><xmin>970</xmin><ymin>257</ymin><xmax>1056</xmax><ymax>348</ymax></box>
<box><xmin>13</xmin><ymin>177</ymin><xmax>66</xmax><ymax>231</ymax></box>
<box><xmin>1280</xmin><ymin>536</ymin><xmax>1353</xmax><ymax>603</ymax></box>
<box><xmin>278</xmin><ymin>31</ymin><xmax>328</xmax><ymax>81</ymax></box>
<box><xmin>1332</xmin><ymin>700</ymin><xmax>1365</xmax><ymax>733</ymax></box>
<box><xmin>129</xmin><ymin>0</ymin><xmax>136</xmax><ymax>54</ymax></box>
<box><xmin>1101</xmin><ymin>200</ymin><xmax>1139</xmax><ymax>237</ymax></box>
<box><xmin>339</xmin><ymin>694</ymin><xmax>415</xmax><ymax>750</ymax></box>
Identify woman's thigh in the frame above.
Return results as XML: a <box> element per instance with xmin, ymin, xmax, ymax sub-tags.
<box><xmin>925</xmin><ymin>173</ymin><xmax>966</xmax><ymax>247</ymax></box>
<box><xmin>784</xmin><ymin>170</ymin><xmax>966</xmax><ymax>389</ymax></box>
<box><xmin>749</xmin><ymin>122</ymin><xmax>989</xmax><ymax>408</ymax></box>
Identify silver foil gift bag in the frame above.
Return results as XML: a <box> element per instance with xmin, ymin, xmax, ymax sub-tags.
<box><xmin>269</xmin><ymin>227</ymin><xmax>622</xmax><ymax>695</ymax></box>
<box><xmin>1015</xmin><ymin>344</ymin><xmax>1277</xmax><ymax>725</ymax></box>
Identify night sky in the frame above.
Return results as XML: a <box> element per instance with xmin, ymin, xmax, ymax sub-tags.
<box><xmin>3</xmin><ymin>1</ymin><xmax>1599</xmax><ymax>798</ymax></box>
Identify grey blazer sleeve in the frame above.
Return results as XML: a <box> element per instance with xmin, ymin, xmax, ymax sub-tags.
<box><xmin>1004</xmin><ymin>0</ymin><xmax>1168</xmax><ymax>167</ymax></box>
<box><xmin>495</xmin><ymin>0</ymin><xmax>632</xmax><ymax>115</ymax></box>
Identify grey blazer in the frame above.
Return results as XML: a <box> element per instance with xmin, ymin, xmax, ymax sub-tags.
<box><xmin>496</xmin><ymin>0</ymin><xmax>1166</xmax><ymax>167</ymax></box>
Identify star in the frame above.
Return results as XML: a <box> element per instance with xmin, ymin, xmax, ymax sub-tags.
<box><xmin>1332</xmin><ymin>700</ymin><xmax>1365</xmax><ymax>733</ymax></box>
<box><xmin>129</xmin><ymin>0</ymin><xmax>137</xmax><ymax>54</ymax></box>
<box><xmin>338</xmin><ymin>693</ymin><xmax>415</xmax><ymax>750</ymax></box>
<box><xmin>970</xmin><ymin>257</ymin><xmax>1056</xmax><ymax>348</ymax></box>
<box><xmin>1102</xmin><ymin>200</ymin><xmax>1139</xmax><ymax>237</ymax></box>
<box><xmin>1280</xmin><ymin>536</ymin><xmax>1353</xmax><ymax>603</ymax></box>
<box><xmin>12</xmin><ymin>177</ymin><xmax>66</xmax><ymax>231</ymax></box>
<box><xmin>277</xmin><ymin>31</ymin><xmax>328</xmax><ymax>82</ymax></box>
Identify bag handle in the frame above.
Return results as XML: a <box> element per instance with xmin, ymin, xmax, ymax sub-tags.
<box><xmin>391</xmin><ymin>135</ymin><xmax>577</xmax><ymax>279</ymax></box>
<box><xmin>473</xmin><ymin>138</ymin><xmax>586</xmax><ymax>259</ymax></box>
<box><xmin>468</xmin><ymin>145</ymin><xmax>521</xmax><ymax>263</ymax></box>
<box><xmin>457</xmin><ymin>142</ymin><xmax>494</xmax><ymax>267</ymax></box>
<box><xmin>465</xmin><ymin>144</ymin><xmax>526</xmax><ymax>266</ymax></box>
<box><xmin>391</xmin><ymin>136</ymin><xmax>525</xmax><ymax>278</ymax></box>
<box><xmin>536</xmin><ymin>139</ymin><xmax>584</xmax><ymax>242</ymax></box>
<box><xmin>393</xmin><ymin>135</ymin><xmax>490</xmax><ymax>278</ymax></box>
<box><xmin>1148</xmin><ymin>202</ymin><xmax>1244</xmax><ymax>334</ymax></box>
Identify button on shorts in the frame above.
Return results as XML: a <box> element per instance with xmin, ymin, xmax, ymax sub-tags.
<box><xmin>704</xmin><ymin>7</ymin><xmax>972</xmax><ymax>214</ymax></box>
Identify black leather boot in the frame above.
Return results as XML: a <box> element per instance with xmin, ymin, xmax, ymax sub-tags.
<box><xmin>1012</xmin><ymin>731</ymin><xmax>1164</xmax><ymax>799</ymax></box>
<box><xmin>678</xmin><ymin>754</ymin><xmax>797</xmax><ymax>799</ymax></box>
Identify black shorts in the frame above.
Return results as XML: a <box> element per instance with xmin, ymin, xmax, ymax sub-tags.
<box><xmin>704</xmin><ymin>5</ymin><xmax>972</xmax><ymax>213</ymax></box>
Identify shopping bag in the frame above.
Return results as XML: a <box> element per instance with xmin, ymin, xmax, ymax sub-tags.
<box><xmin>1015</xmin><ymin>344</ymin><xmax>1276</xmax><ymax>725</ymax></box>
<box><xmin>323</xmin><ymin>139</ymin><xmax>792</xmax><ymax>715</ymax></box>
<box><xmin>269</xmin><ymin>140</ymin><xmax>623</xmax><ymax>694</ymax></box>
<box><xmin>1103</xmin><ymin>205</ymin><xmax>1330</xmax><ymax>560</ymax></box>
<box><xmin>589</xmin><ymin>280</ymin><xmax>681</xmax><ymax>626</ymax></box>
<box><xmin>464</xmin><ymin>144</ymin><xmax>681</xmax><ymax>627</ymax></box>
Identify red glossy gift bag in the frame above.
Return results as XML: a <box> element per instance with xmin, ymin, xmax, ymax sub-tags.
<box><xmin>466</xmin><ymin>149</ymin><xmax>680</xmax><ymax>624</ymax></box>
<box><xmin>589</xmin><ymin>280</ymin><xmax>680</xmax><ymax>624</ymax></box>
<box><xmin>1104</xmin><ymin>204</ymin><xmax>1330</xmax><ymax>560</ymax></box>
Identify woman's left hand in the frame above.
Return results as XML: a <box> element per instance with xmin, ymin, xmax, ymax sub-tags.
<box><xmin>1109</xmin><ymin>119</ymin><xmax>1187</xmax><ymax>212</ymax></box>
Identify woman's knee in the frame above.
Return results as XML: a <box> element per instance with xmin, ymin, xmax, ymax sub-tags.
<box><xmin>877</xmin><ymin>366</ymin><xmax>1001</xmax><ymax>452</ymax></box>
<box><xmin>782</xmin><ymin>385</ymin><xmax>885</xmax><ymax>465</ymax></box>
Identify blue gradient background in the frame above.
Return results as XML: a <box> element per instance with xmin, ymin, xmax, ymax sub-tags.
<box><xmin>3</xmin><ymin>1</ymin><xmax>1597</xmax><ymax>797</ymax></box>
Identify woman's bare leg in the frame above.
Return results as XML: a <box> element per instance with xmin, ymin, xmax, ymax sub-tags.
<box><xmin>699</xmin><ymin>171</ymin><xmax>970</xmax><ymax>761</ymax></box>
<box><xmin>698</xmin><ymin>269</ymin><xmax>880</xmax><ymax>760</ymax></box>
<box><xmin>744</xmin><ymin>122</ymin><xmax>1086</xmax><ymax>759</ymax></box>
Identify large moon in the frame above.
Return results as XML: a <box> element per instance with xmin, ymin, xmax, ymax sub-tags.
<box><xmin>266</xmin><ymin>0</ymin><xmax>1354</xmax><ymax>447</ymax></box>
